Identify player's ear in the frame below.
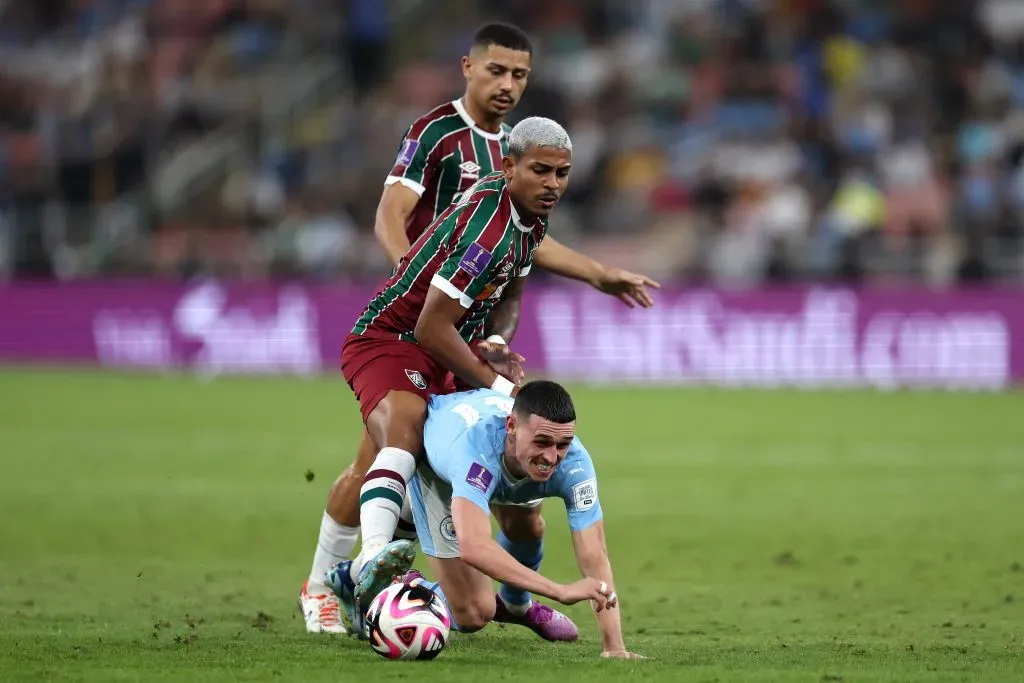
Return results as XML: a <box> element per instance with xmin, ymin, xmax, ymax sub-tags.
<box><xmin>505</xmin><ymin>413</ymin><xmax>517</xmax><ymax>435</ymax></box>
<box><xmin>461</xmin><ymin>55</ymin><xmax>472</xmax><ymax>79</ymax></box>
<box><xmin>502</xmin><ymin>155</ymin><xmax>515</xmax><ymax>179</ymax></box>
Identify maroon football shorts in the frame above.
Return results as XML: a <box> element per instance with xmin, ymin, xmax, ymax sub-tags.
<box><xmin>340</xmin><ymin>333</ymin><xmax>457</xmax><ymax>423</ymax></box>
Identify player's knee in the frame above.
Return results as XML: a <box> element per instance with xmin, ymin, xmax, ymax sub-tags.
<box><xmin>325</xmin><ymin>465</ymin><xmax>361</xmax><ymax>524</ymax></box>
<box><xmin>449</xmin><ymin>596</ymin><xmax>496</xmax><ymax>633</ymax></box>
<box><xmin>498</xmin><ymin>508</ymin><xmax>545</xmax><ymax>542</ymax></box>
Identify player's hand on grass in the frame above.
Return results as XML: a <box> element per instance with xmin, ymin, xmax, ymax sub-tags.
<box><xmin>557</xmin><ymin>578</ymin><xmax>615</xmax><ymax>610</ymax></box>
<box><xmin>601</xmin><ymin>650</ymin><xmax>645</xmax><ymax>660</ymax></box>
<box><xmin>594</xmin><ymin>268</ymin><xmax>660</xmax><ymax>309</ymax></box>
<box><xmin>476</xmin><ymin>341</ymin><xmax>526</xmax><ymax>385</ymax></box>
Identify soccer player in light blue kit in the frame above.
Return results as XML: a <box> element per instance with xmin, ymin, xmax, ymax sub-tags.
<box><xmin>403</xmin><ymin>380</ymin><xmax>640</xmax><ymax>657</ymax></box>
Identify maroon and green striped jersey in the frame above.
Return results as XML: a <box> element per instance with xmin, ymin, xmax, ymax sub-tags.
<box><xmin>353</xmin><ymin>173</ymin><xmax>547</xmax><ymax>343</ymax></box>
<box><xmin>386</xmin><ymin>99</ymin><xmax>512</xmax><ymax>241</ymax></box>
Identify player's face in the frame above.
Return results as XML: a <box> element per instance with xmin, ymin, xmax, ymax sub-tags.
<box><xmin>505</xmin><ymin>414</ymin><xmax>575</xmax><ymax>482</ymax></box>
<box><xmin>462</xmin><ymin>45</ymin><xmax>531</xmax><ymax>119</ymax></box>
<box><xmin>503</xmin><ymin>146</ymin><xmax>572</xmax><ymax>218</ymax></box>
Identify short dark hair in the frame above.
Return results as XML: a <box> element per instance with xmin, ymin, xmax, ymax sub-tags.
<box><xmin>512</xmin><ymin>380</ymin><xmax>575</xmax><ymax>424</ymax></box>
<box><xmin>472</xmin><ymin>22</ymin><xmax>533</xmax><ymax>55</ymax></box>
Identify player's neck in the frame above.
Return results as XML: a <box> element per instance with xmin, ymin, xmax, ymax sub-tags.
<box><xmin>502</xmin><ymin>452</ymin><xmax>528</xmax><ymax>482</ymax></box>
<box><xmin>509</xmin><ymin>196</ymin><xmax>538</xmax><ymax>223</ymax></box>
<box><xmin>460</xmin><ymin>95</ymin><xmax>504</xmax><ymax>134</ymax></box>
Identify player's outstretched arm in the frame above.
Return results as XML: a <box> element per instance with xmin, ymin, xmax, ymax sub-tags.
<box><xmin>453</xmin><ymin>498</ymin><xmax>614</xmax><ymax>608</ymax></box>
<box><xmin>571</xmin><ymin>520</ymin><xmax>643</xmax><ymax>659</ymax></box>
<box><xmin>417</xmin><ymin>287</ymin><xmax>524</xmax><ymax>393</ymax></box>
<box><xmin>533</xmin><ymin>237</ymin><xmax>660</xmax><ymax>309</ymax></box>
<box><xmin>374</xmin><ymin>183</ymin><xmax>420</xmax><ymax>267</ymax></box>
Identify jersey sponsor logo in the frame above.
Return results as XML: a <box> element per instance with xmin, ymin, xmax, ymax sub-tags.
<box><xmin>465</xmin><ymin>463</ymin><xmax>494</xmax><ymax>494</ymax></box>
<box><xmin>396</xmin><ymin>139</ymin><xmax>419</xmax><ymax>166</ymax></box>
<box><xmin>439</xmin><ymin>515</ymin><xmax>457</xmax><ymax>541</ymax></box>
<box><xmin>405</xmin><ymin>368</ymin><xmax>428</xmax><ymax>390</ymax></box>
<box><xmin>459</xmin><ymin>160</ymin><xmax>481</xmax><ymax>179</ymax></box>
<box><xmin>459</xmin><ymin>243</ymin><xmax>493</xmax><ymax>278</ymax></box>
<box><xmin>571</xmin><ymin>478</ymin><xmax>597</xmax><ymax>512</ymax></box>
<box><xmin>475</xmin><ymin>281</ymin><xmax>508</xmax><ymax>301</ymax></box>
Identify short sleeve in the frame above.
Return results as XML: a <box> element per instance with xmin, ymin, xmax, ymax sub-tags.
<box><xmin>423</xmin><ymin>398</ymin><xmax>499</xmax><ymax>512</ymax></box>
<box><xmin>557</xmin><ymin>440</ymin><xmax>604</xmax><ymax>532</ymax></box>
<box><xmin>430</xmin><ymin>192</ymin><xmax>508</xmax><ymax>308</ymax></box>
<box><xmin>450</xmin><ymin>459</ymin><xmax>499</xmax><ymax>512</ymax></box>
<box><xmin>385</xmin><ymin>127</ymin><xmax>439</xmax><ymax>196</ymax></box>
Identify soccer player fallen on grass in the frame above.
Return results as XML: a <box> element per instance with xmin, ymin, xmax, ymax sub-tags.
<box><xmin>395</xmin><ymin>381</ymin><xmax>643</xmax><ymax>659</ymax></box>
<box><xmin>323</xmin><ymin>117</ymin><xmax>582</xmax><ymax>635</ymax></box>
<box><xmin>300</xmin><ymin>22</ymin><xmax>661</xmax><ymax>636</ymax></box>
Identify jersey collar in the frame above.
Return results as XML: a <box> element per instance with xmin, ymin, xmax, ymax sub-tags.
<box><xmin>453</xmin><ymin>98</ymin><xmax>504</xmax><ymax>141</ymax></box>
<box><xmin>508</xmin><ymin>194</ymin><xmax>549</xmax><ymax>234</ymax></box>
<box><xmin>499</xmin><ymin>450</ymin><xmax>535</xmax><ymax>492</ymax></box>
<box><xmin>509</xmin><ymin>197</ymin><xmax>532</xmax><ymax>232</ymax></box>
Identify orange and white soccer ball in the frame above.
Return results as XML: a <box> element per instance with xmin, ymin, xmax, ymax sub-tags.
<box><xmin>365</xmin><ymin>580</ymin><xmax>451</xmax><ymax>660</ymax></box>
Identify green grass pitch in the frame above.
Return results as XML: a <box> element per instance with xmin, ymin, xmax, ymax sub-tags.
<box><xmin>1</xmin><ymin>368</ymin><xmax>1022</xmax><ymax>681</ymax></box>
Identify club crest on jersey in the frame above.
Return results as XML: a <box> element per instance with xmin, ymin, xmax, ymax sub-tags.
<box><xmin>405</xmin><ymin>369</ymin><xmax>427</xmax><ymax>390</ymax></box>
<box><xmin>459</xmin><ymin>160</ymin><xmax>481</xmax><ymax>179</ymax></box>
<box><xmin>465</xmin><ymin>463</ymin><xmax>493</xmax><ymax>494</ymax></box>
<box><xmin>459</xmin><ymin>243</ymin><xmax>493</xmax><ymax>278</ymax></box>
<box><xmin>396</xmin><ymin>139</ymin><xmax>419</xmax><ymax>166</ymax></box>
<box><xmin>439</xmin><ymin>515</ymin><xmax>457</xmax><ymax>541</ymax></box>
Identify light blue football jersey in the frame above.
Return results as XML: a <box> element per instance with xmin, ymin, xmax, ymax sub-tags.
<box><xmin>421</xmin><ymin>389</ymin><xmax>602</xmax><ymax>532</ymax></box>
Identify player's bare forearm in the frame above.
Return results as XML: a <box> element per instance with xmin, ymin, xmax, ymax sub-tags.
<box><xmin>534</xmin><ymin>236</ymin><xmax>605</xmax><ymax>287</ymax></box>
<box><xmin>483</xmin><ymin>276</ymin><xmax>526</xmax><ymax>343</ymax></box>
<box><xmin>572</xmin><ymin>521</ymin><xmax>627</xmax><ymax>653</ymax></box>
<box><xmin>453</xmin><ymin>498</ymin><xmax>565</xmax><ymax>601</ymax></box>
<box><xmin>417</xmin><ymin>286</ymin><xmax>502</xmax><ymax>389</ymax></box>
<box><xmin>536</xmin><ymin>237</ymin><xmax>660</xmax><ymax>309</ymax></box>
<box><xmin>374</xmin><ymin>183</ymin><xmax>420</xmax><ymax>267</ymax></box>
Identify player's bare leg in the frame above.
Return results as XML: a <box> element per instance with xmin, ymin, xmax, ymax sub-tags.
<box><xmin>492</xmin><ymin>504</ymin><xmax>578</xmax><ymax>641</ymax></box>
<box><xmin>299</xmin><ymin>430</ymin><xmax>377</xmax><ymax>634</ymax></box>
<box><xmin>414</xmin><ymin>555</ymin><xmax>498</xmax><ymax>633</ymax></box>
<box><xmin>349</xmin><ymin>390</ymin><xmax>425</xmax><ymax>608</ymax></box>
<box><xmin>325</xmin><ymin>432</ymin><xmax>375</xmax><ymax>527</ymax></box>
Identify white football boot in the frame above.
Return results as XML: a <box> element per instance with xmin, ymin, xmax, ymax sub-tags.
<box><xmin>298</xmin><ymin>578</ymin><xmax>348</xmax><ymax>634</ymax></box>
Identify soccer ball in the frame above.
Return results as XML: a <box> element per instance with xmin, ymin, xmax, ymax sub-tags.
<box><xmin>365</xmin><ymin>579</ymin><xmax>451</xmax><ymax>660</ymax></box>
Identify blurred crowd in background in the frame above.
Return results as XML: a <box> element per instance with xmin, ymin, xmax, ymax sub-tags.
<box><xmin>3</xmin><ymin>0</ymin><xmax>1024</xmax><ymax>287</ymax></box>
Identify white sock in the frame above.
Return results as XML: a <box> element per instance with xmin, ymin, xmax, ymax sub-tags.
<box><xmin>358</xmin><ymin>447</ymin><xmax>416</xmax><ymax>562</ymax></box>
<box><xmin>499</xmin><ymin>593</ymin><xmax>532</xmax><ymax>616</ymax></box>
<box><xmin>308</xmin><ymin>511</ymin><xmax>359</xmax><ymax>589</ymax></box>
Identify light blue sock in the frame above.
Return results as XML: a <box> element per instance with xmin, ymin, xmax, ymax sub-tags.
<box><xmin>497</xmin><ymin>531</ymin><xmax>543</xmax><ymax>608</ymax></box>
<box><xmin>420</xmin><ymin>579</ymin><xmax>461</xmax><ymax>632</ymax></box>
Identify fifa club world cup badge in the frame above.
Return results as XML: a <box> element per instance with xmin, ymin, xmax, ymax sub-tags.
<box><xmin>396</xmin><ymin>139</ymin><xmax>419</xmax><ymax>167</ymax></box>
<box><xmin>459</xmin><ymin>243</ymin><xmax>493</xmax><ymax>278</ymax></box>
<box><xmin>465</xmin><ymin>463</ymin><xmax>493</xmax><ymax>494</ymax></box>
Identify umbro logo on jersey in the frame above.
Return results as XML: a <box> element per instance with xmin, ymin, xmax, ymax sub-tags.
<box><xmin>459</xmin><ymin>160</ymin><xmax>481</xmax><ymax>179</ymax></box>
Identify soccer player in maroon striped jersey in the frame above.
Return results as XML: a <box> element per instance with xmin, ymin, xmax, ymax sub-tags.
<box><xmin>332</xmin><ymin>116</ymin><xmax>575</xmax><ymax>634</ymax></box>
<box><xmin>299</xmin><ymin>23</ymin><xmax>658</xmax><ymax>635</ymax></box>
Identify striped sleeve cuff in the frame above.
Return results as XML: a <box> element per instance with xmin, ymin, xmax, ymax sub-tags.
<box><xmin>385</xmin><ymin>175</ymin><xmax>426</xmax><ymax>197</ymax></box>
<box><xmin>430</xmin><ymin>273</ymin><xmax>473</xmax><ymax>309</ymax></box>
